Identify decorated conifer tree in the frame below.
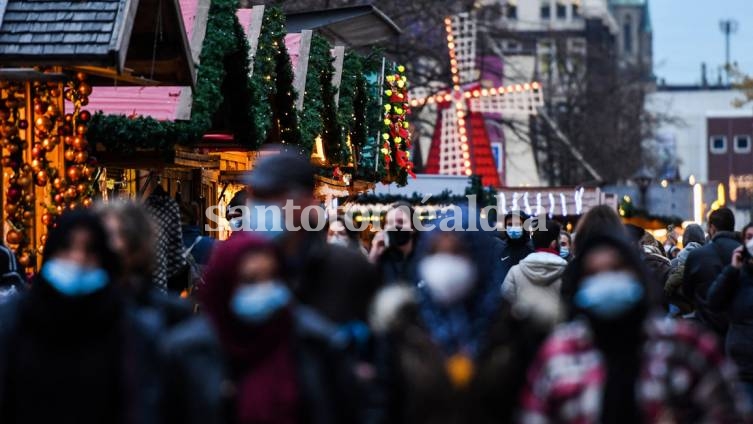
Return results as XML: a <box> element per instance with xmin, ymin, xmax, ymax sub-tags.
<box><xmin>252</xmin><ymin>6</ymin><xmax>300</xmax><ymax>146</ymax></box>
<box><xmin>88</xmin><ymin>0</ymin><xmax>255</xmax><ymax>150</ymax></box>
<box><xmin>299</xmin><ymin>35</ymin><xmax>342</xmax><ymax>163</ymax></box>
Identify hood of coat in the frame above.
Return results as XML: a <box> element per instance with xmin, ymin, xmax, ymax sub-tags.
<box><xmin>517</xmin><ymin>252</ymin><xmax>568</xmax><ymax>286</ymax></box>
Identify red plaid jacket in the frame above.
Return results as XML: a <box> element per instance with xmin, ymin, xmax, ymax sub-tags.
<box><xmin>519</xmin><ymin>318</ymin><xmax>750</xmax><ymax>423</ymax></box>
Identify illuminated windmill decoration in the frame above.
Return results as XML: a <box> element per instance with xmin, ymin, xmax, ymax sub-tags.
<box><xmin>410</xmin><ymin>12</ymin><xmax>544</xmax><ymax>186</ymax></box>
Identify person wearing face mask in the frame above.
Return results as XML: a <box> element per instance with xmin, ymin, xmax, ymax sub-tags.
<box><xmin>97</xmin><ymin>200</ymin><xmax>192</xmax><ymax>328</ymax></box>
<box><xmin>0</xmin><ymin>211</ymin><xmax>163</xmax><ymax>424</ymax></box>
<box><xmin>163</xmin><ymin>234</ymin><xmax>367</xmax><ymax>424</ymax></box>
<box><xmin>498</xmin><ymin>211</ymin><xmax>534</xmax><ymax>282</ymax></box>
<box><xmin>683</xmin><ymin>207</ymin><xmax>740</xmax><ymax>336</ymax></box>
<box><xmin>502</xmin><ymin>220</ymin><xmax>567</xmax><ymax>328</ymax></box>
<box><xmin>559</xmin><ymin>230</ymin><xmax>573</xmax><ymax>262</ymax></box>
<box><xmin>520</xmin><ymin>235</ymin><xmax>750</xmax><ymax>423</ymax></box>
<box><xmin>369</xmin><ymin>201</ymin><xmax>419</xmax><ymax>285</ymax></box>
<box><xmin>707</xmin><ymin>222</ymin><xmax>753</xmax><ymax>402</ymax></box>
<box><xmin>327</xmin><ymin>215</ymin><xmax>367</xmax><ymax>256</ymax></box>
<box><xmin>226</xmin><ymin>190</ymin><xmax>248</xmax><ymax>236</ymax></box>
<box><xmin>370</xmin><ymin>207</ymin><xmax>545</xmax><ymax>423</ymax></box>
<box><xmin>242</xmin><ymin>148</ymin><xmax>379</xmax><ymax>325</ymax></box>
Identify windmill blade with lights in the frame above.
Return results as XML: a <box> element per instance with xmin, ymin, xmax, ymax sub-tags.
<box><xmin>411</xmin><ymin>12</ymin><xmax>544</xmax><ymax>186</ymax></box>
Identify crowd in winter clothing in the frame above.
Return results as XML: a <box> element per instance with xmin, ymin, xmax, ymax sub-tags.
<box><xmin>2</xmin><ymin>151</ymin><xmax>753</xmax><ymax>423</ymax></box>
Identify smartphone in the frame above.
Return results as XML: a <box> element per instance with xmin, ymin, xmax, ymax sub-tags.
<box><xmin>383</xmin><ymin>231</ymin><xmax>390</xmax><ymax>249</ymax></box>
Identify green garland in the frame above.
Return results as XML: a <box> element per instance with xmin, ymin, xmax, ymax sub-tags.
<box><xmin>251</xmin><ymin>6</ymin><xmax>300</xmax><ymax>145</ymax></box>
<box><xmin>88</xmin><ymin>0</ymin><xmax>255</xmax><ymax>152</ymax></box>
<box><xmin>355</xmin><ymin>52</ymin><xmax>386</xmax><ymax>181</ymax></box>
<box><xmin>337</xmin><ymin>52</ymin><xmax>369</xmax><ymax>166</ymax></box>
<box><xmin>299</xmin><ymin>35</ymin><xmax>341</xmax><ymax>158</ymax></box>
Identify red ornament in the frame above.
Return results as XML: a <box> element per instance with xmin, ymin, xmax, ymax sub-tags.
<box><xmin>67</xmin><ymin>166</ymin><xmax>81</xmax><ymax>182</ymax></box>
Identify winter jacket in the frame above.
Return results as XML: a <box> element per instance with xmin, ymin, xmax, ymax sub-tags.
<box><xmin>163</xmin><ymin>309</ymin><xmax>367</xmax><ymax>424</ymax></box>
<box><xmin>683</xmin><ymin>231</ymin><xmax>741</xmax><ymax>335</ymax></box>
<box><xmin>378</xmin><ymin>247</ymin><xmax>418</xmax><ymax>286</ymax></box>
<box><xmin>707</xmin><ymin>265</ymin><xmax>753</xmax><ymax>382</ymax></box>
<box><xmin>501</xmin><ymin>251</ymin><xmax>567</xmax><ymax>327</ymax></box>
<box><xmin>498</xmin><ymin>237</ymin><xmax>534</xmax><ymax>282</ymax></box>
<box><xmin>0</xmin><ymin>290</ymin><xmax>164</xmax><ymax>424</ymax></box>
<box><xmin>665</xmin><ymin>242</ymin><xmax>703</xmax><ymax>314</ymax></box>
<box><xmin>520</xmin><ymin>318</ymin><xmax>750</xmax><ymax>423</ymax></box>
<box><xmin>370</xmin><ymin>286</ymin><xmax>546</xmax><ymax>424</ymax></box>
<box><xmin>642</xmin><ymin>244</ymin><xmax>671</xmax><ymax>293</ymax></box>
<box><xmin>181</xmin><ymin>225</ymin><xmax>216</xmax><ymax>267</ymax></box>
<box><xmin>290</xmin><ymin>236</ymin><xmax>380</xmax><ymax>323</ymax></box>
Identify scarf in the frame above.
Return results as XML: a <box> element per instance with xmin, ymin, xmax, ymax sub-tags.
<box><xmin>200</xmin><ymin>234</ymin><xmax>299</xmax><ymax>424</ymax></box>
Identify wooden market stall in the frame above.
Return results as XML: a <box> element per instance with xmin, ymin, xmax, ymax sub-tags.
<box><xmin>82</xmin><ymin>2</ymin><xmax>409</xmax><ymax>243</ymax></box>
<box><xmin>0</xmin><ymin>0</ymin><xmax>194</xmax><ymax>269</ymax></box>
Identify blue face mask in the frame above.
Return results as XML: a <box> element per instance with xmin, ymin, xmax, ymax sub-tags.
<box><xmin>231</xmin><ymin>281</ymin><xmax>291</xmax><ymax>324</ymax></box>
<box><xmin>559</xmin><ymin>246</ymin><xmax>570</xmax><ymax>259</ymax></box>
<box><xmin>246</xmin><ymin>200</ymin><xmax>285</xmax><ymax>240</ymax></box>
<box><xmin>41</xmin><ymin>259</ymin><xmax>109</xmax><ymax>297</ymax></box>
<box><xmin>574</xmin><ymin>271</ymin><xmax>644</xmax><ymax>320</ymax></box>
<box><xmin>506</xmin><ymin>226</ymin><xmax>524</xmax><ymax>240</ymax></box>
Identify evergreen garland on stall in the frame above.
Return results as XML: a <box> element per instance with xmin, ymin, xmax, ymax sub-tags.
<box><xmin>88</xmin><ymin>0</ymin><xmax>255</xmax><ymax>152</ymax></box>
<box><xmin>299</xmin><ymin>35</ymin><xmax>342</xmax><ymax>160</ymax></box>
<box><xmin>251</xmin><ymin>6</ymin><xmax>300</xmax><ymax>145</ymax></box>
<box><xmin>337</xmin><ymin>52</ymin><xmax>369</xmax><ymax>167</ymax></box>
<box><xmin>354</xmin><ymin>52</ymin><xmax>386</xmax><ymax>181</ymax></box>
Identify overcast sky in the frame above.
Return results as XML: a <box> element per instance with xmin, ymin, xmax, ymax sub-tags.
<box><xmin>651</xmin><ymin>0</ymin><xmax>753</xmax><ymax>85</ymax></box>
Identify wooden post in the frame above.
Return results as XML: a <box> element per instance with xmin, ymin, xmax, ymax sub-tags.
<box><xmin>293</xmin><ymin>30</ymin><xmax>312</xmax><ymax>111</ymax></box>
<box><xmin>246</xmin><ymin>5</ymin><xmax>266</xmax><ymax>75</ymax></box>
<box><xmin>331</xmin><ymin>45</ymin><xmax>345</xmax><ymax>105</ymax></box>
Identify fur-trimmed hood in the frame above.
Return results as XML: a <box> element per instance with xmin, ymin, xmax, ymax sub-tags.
<box><xmin>369</xmin><ymin>285</ymin><xmax>418</xmax><ymax>335</ymax></box>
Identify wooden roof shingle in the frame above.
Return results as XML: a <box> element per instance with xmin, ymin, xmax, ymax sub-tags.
<box><xmin>0</xmin><ymin>0</ymin><xmax>195</xmax><ymax>86</ymax></box>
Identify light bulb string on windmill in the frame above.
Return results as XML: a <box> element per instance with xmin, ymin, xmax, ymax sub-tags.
<box><xmin>412</xmin><ymin>12</ymin><xmax>545</xmax><ymax>184</ymax></box>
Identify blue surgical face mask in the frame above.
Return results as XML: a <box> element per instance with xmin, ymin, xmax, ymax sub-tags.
<box><xmin>506</xmin><ymin>226</ymin><xmax>524</xmax><ymax>240</ymax></box>
<box><xmin>246</xmin><ymin>200</ymin><xmax>285</xmax><ymax>240</ymax></box>
<box><xmin>574</xmin><ymin>271</ymin><xmax>644</xmax><ymax>320</ymax></box>
<box><xmin>230</xmin><ymin>281</ymin><xmax>291</xmax><ymax>324</ymax></box>
<box><xmin>41</xmin><ymin>258</ymin><xmax>109</xmax><ymax>297</ymax></box>
<box><xmin>559</xmin><ymin>246</ymin><xmax>570</xmax><ymax>259</ymax></box>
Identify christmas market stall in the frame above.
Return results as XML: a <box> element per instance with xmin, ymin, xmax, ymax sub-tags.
<box><xmin>85</xmin><ymin>0</ymin><xmax>264</xmax><ymax>234</ymax></box>
<box><xmin>0</xmin><ymin>0</ymin><xmax>194</xmax><ymax>269</ymax></box>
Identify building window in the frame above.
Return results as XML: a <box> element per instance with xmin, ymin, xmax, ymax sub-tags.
<box><xmin>541</xmin><ymin>2</ymin><xmax>551</xmax><ymax>19</ymax></box>
<box><xmin>734</xmin><ymin>135</ymin><xmax>751</xmax><ymax>154</ymax></box>
<box><xmin>504</xmin><ymin>40</ymin><xmax>522</xmax><ymax>53</ymax></box>
<box><xmin>572</xmin><ymin>1</ymin><xmax>580</xmax><ymax>17</ymax></box>
<box><xmin>506</xmin><ymin>3</ymin><xmax>518</xmax><ymax>19</ymax></box>
<box><xmin>623</xmin><ymin>16</ymin><xmax>633</xmax><ymax>53</ymax></box>
<box><xmin>710</xmin><ymin>136</ymin><xmax>727</xmax><ymax>154</ymax></box>
<box><xmin>556</xmin><ymin>1</ymin><xmax>567</xmax><ymax>19</ymax></box>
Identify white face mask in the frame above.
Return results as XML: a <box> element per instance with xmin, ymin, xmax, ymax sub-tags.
<box><xmin>746</xmin><ymin>239</ymin><xmax>753</xmax><ymax>258</ymax></box>
<box><xmin>327</xmin><ymin>235</ymin><xmax>349</xmax><ymax>247</ymax></box>
<box><xmin>419</xmin><ymin>253</ymin><xmax>476</xmax><ymax>306</ymax></box>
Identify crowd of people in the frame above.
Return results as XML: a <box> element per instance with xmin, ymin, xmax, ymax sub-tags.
<box><xmin>1</xmin><ymin>151</ymin><xmax>753</xmax><ymax>423</ymax></box>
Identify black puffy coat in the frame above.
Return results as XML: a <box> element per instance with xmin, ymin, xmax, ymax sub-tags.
<box><xmin>0</xmin><ymin>286</ymin><xmax>163</xmax><ymax>424</ymax></box>
<box><xmin>707</xmin><ymin>264</ymin><xmax>753</xmax><ymax>382</ymax></box>
<box><xmin>683</xmin><ymin>231</ymin><xmax>740</xmax><ymax>335</ymax></box>
<box><xmin>162</xmin><ymin>308</ymin><xmax>370</xmax><ymax>424</ymax></box>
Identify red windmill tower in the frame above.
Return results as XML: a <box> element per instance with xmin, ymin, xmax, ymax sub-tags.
<box><xmin>410</xmin><ymin>12</ymin><xmax>544</xmax><ymax>186</ymax></box>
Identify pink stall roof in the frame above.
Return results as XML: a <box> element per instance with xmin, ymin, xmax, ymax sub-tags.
<box><xmin>285</xmin><ymin>33</ymin><xmax>302</xmax><ymax>73</ymax></box>
<box><xmin>83</xmin><ymin>3</ymin><xmax>256</xmax><ymax>121</ymax></box>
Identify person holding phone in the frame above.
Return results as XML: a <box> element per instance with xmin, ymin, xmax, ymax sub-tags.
<box><xmin>369</xmin><ymin>201</ymin><xmax>418</xmax><ymax>285</ymax></box>
<box><xmin>707</xmin><ymin>222</ymin><xmax>753</xmax><ymax>402</ymax></box>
